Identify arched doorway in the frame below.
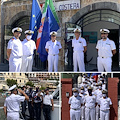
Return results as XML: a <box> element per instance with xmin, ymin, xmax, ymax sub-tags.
<box><xmin>3</xmin><ymin>15</ymin><xmax>46</xmax><ymax>71</ymax></box>
<box><xmin>65</xmin><ymin>2</ymin><xmax>120</xmax><ymax>71</ymax></box>
<box><xmin>3</xmin><ymin>15</ymin><xmax>30</xmax><ymax>64</ymax></box>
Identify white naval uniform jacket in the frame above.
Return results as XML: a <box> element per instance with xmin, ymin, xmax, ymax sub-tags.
<box><xmin>45</xmin><ymin>40</ymin><xmax>62</xmax><ymax>55</ymax></box>
<box><xmin>4</xmin><ymin>94</ymin><xmax>25</xmax><ymax>112</ymax></box>
<box><xmin>22</xmin><ymin>38</ymin><xmax>36</xmax><ymax>56</ymax></box>
<box><xmin>96</xmin><ymin>38</ymin><xmax>116</xmax><ymax>57</ymax></box>
<box><xmin>72</xmin><ymin>37</ymin><xmax>87</xmax><ymax>52</ymax></box>
<box><xmin>85</xmin><ymin>95</ymin><xmax>96</xmax><ymax>108</ymax></box>
<box><xmin>98</xmin><ymin>97</ymin><xmax>112</xmax><ymax>111</ymax></box>
<box><xmin>7</xmin><ymin>37</ymin><xmax>23</xmax><ymax>58</ymax></box>
<box><xmin>69</xmin><ymin>95</ymin><xmax>83</xmax><ymax>110</ymax></box>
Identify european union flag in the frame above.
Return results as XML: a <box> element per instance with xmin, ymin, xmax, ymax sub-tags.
<box><xmin>37</xmin><ymin>5</ymin><xmax>59</xmax><ymax>61</ymax></box>
<box><xmin>29</xmin><ymin>0</ymin><xmax>42</xmax><ymax>40</ymax></box>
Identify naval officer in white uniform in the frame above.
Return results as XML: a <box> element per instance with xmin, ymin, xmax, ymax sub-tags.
<box><xmin>45</xmin><ymin>31</ymin><xmax>62</xmax><ymax>72</ymax></box>
<box><xmin>84</xmin><ymin>86</ymin><xmax>97</xmax><ymax>120</ymax></box>
<box><xmin>69</xmin><ymin>88</ymin><xmax>83</xmax><ymax>120</ymax></box>
<box><xmin>7</xmin><ymin>27</ymin><xmax>23</xmax><ymax>72</ymax></box>
<box><xmin>98</xmin><ymin>90</ymin><xmax>112</xmax><ymax>120</ymax></box>
<box><xmin>79</xmin><ymin>86</ymin><xmax>86</xmax><ymax>120</ymax></box>
<box><xmin>96</xmin><ymin>29</ymin><xmax>116</xmax><ymax>72</ymax></box>
<box><xmin>21</xmin><ymin>30</ymin><xmax>36</xmax><ymax>72</ymax></box>
<box><xmin>4</xmin><ymin>85</ymin><xmax>29</xmax><ymax>120</ymax></box>
<box><xmin>72</xmin><ymin>28</ymin><xmax>87</xmax><ymax>72</ymax></box>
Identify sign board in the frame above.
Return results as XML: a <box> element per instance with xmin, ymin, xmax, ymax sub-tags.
<box><xmin>40</xmin><ymin>0</ymin><xmax>80</xmax><ymax>12</ymax></box>
<box><xmin>54</xmin><ymin>0</ymin><xmax>80</xmax><ymax>11</ymax></box>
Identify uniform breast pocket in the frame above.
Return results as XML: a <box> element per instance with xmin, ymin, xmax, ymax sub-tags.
<box><xmin>78</xmin><ymin>41</ymin><xmax>83</xmax><ymax>46</ymax></box>
<box><xmin>55</xmin><ymin>44</ymin><xmax>59</xmax><ymax>49</ymax></box>
<box><xmin>105</xmin><ymin>44</ymin><xmax>111</xmax><ymax>50</ymax></box>
<box><xmin>14</xmin><ymin>44</ymin><xmax>19</xmax><ymax>50</ymax></box>
<box><xmin>49</xmin><ymin>45</ymin><xmax>52</xmax><ymax>49</ymax></box>
<box><xmin>26</xmin><ymin>44</ymin><xmax>31</xmax><ymax>50</ymax></box>
<box><xmin>103</xmin><ymin>101</ymin><xmax>108</xmax><ymax>106</ymax></box>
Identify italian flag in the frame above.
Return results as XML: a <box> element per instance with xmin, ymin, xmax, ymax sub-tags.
<box><xmin>36</xmin><ymin>0</ymin><xmax>59</xmax><ymax>50</ymax></box>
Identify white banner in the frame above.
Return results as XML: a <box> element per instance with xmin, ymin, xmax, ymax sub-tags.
<box><xmin>54</xmin><ymin>0</ymin><xmax>80</xmax><ymax>11</ymax></box>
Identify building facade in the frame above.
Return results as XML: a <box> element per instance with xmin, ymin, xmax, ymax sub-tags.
<box><xmin>1</xmin><ymin>0</ymin><xmax>120</xmax><ymax>71</ymax></box>
<box><xmin>0</xmin><ymin>73</ymin><xmax>28</xmax><ymax>90</ymax></box>
<box><xmin>26</xmin><ymin>73</ymin><xmax>59</xmax><ymax>89</ymax></box>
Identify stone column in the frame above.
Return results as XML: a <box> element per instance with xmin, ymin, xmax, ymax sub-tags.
<box><xmin>108</xmin><ymin>78</ymin><xmax>119</xmax><ymax>120</ymax></box>
<box><xmin>61</xmin><ymin>78</ymin><xmax>72</xmax><ymax>120</ymax></box>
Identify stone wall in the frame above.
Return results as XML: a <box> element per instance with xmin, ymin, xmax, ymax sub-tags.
<box><xmin>0</xmin><ymin>0</ymin><xmax>2</xmax><ymax>63</ymax></box>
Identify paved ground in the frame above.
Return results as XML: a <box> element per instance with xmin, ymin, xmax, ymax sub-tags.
<box><xmin>0</xmin><ymin>62</ymin><xmax>119</xmax><ymax>72</ymax></box>
<box><xmin>0</xmin><ymin>63</ymin><xmax>42</xmax><ymax>72</ymax></box>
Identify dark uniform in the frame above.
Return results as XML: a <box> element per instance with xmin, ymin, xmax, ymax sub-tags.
<box><xmin>33</xmin><ymin>88</ymin><xmax>43</xmax><ymax>120</ymax></box>
<box><xmin>21</xmin><ymin>87</ymin><xmax>27</xmax><ymax>120</ymax></box>
<box><xmin>27</xmin><ymin>88</ymin><xmax>34</xmax><ymax>120</ymax></box>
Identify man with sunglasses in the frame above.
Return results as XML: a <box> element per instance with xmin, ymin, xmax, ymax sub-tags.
<box><xmin>7</xmin><ymin>27</ymin><xmax>23</xmax><ymax>72</ymax></box>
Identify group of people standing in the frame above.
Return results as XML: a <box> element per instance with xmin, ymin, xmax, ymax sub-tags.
<box><xmin>4</xmin><ymin>85</ymin><xmax>54</xmax><ymax>120</ymax></box>
<box><xmin>7</xmin><ymin>26</ymin><xmax>116</xmax><ymax>72</ymax></box>
<box><xmin>7</xmin><ymin>27</ymin><xmax>62</xmax><ymax>72</ymax></box>
<box><xmin>7</xmin><ymin>27</ymin><xmax>36</xmax><ymax>72</ymax></box>
<box><xmin>72</xmin><ymin>28</ymin><xmax>116</xmax><ymax>72</ymax></box>
<box><xmin>69</xmin><ymin>75</ymin><xmax>112</xmax><ymax>120</ymax></box>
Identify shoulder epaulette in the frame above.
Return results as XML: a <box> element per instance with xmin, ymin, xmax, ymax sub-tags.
<box><xmin>11</xmin><ymin>38</ymin><xmax>15</xmax><ymax>40</ymax></box>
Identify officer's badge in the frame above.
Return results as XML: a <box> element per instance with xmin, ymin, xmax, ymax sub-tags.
<box><xmin>79</xmin><ymin>41</ymin><xmax>81</xmax><ymax>43</ymax></box>
<box><xmin>52</xmin><ymin>32</ymin><xmax>56</xmax><ymax>36</ymax></box>
<box><xmin>56</xmin><ymin>44</ymin><xmax>59</xmax><ymax>46</ymax></box>
<box><xmin>106</xmin><ymin>43</ymin><xmax>110</xmax><ymax>45</ymax></box>
<box><xmin>17</xmin><ymin>28</ymin><xmax>20</xmax><ymax>31</ymax></box>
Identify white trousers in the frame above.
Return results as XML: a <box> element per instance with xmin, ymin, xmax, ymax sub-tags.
<box><xmin>48</xmin><ymin>54</ymin><xmax>58</xmax><ymax>72</ymax></box>
<box><xmin>9</xmin><ymin>57</ymin><xmax>22</xmax><ymax>72</ymax></box>
<box><xmin>73</xmin><ymin>52</ymin><xmax>85</xmax><ymax>72</ymax></box>
<box><xmin>7</xmin><ymin>112</ymin><xmax>19</xmax><ymax>120</ymax></box>
<box><xmin>21</xmin><ymin>55</ymin><xmax>33</xmax><ymax>72</ymax></box>
<box><xmin>96</xmin><ymin>105</ymin><xmax>100</xmax><ymax>120</ymax></box>
<box><xmin>70</xmin><ymin>109</ymin><xmax>81</xmax><ymax>120</ymax></box>
<box><xmin>81</xmin><ymin>106</ymin><xmax>85</xmax><ymax>120</ymax></box>
<box><xmin>100</xmin><ymin>110</ymin><xmax>109</xmax><ymax>120</ymax></box>
<box><xmin>97</xmin><ymin>57</ymin><xmax>112</xmax><ymax>72</ymax></box>
<box><xmin>85</xmin><ymin>107</ymin><xmax>95</xmax><ymax>120</ymax></box>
